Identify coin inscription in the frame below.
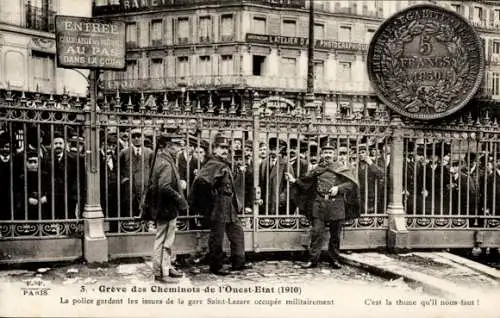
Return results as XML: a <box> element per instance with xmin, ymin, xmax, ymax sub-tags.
<box><xmin>367</xmin><ymin>5</ymin><xmax>484</xmax><ymax>120</ymax></box>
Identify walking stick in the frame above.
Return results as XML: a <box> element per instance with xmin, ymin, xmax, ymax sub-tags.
<box><xmin>135</xmin><ymin>124</ymin><xmax>164</xmax><ymax>221</ymax></box>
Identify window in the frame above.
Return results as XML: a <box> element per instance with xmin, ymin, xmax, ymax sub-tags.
<box><xmin>32</xmin><ymin>51</ymin><xmax>54</xmax><ymax>90</ymax></box>
<box><xmin>252</xmin><ymin>55</ymin><xmax>266</xmax><ymax>76</ymax></box>
<box><xmin>199</xmin><ymin>56</ymin><xmax>211</xmax><ymax>76</ymax></box>
<box><xmin>199</xmin><ymin>16</ymin><xmax>211</xmax><ymax>42</ymax></box>
<box><xmin>253</xmin><ymin>17</ymin><xmax>266</xmax><ymax>34</ymax></box>
<box><xmin>280</xmin><ymin>57</ymin><xmax>296</xmax><ymax>77</ymax></box>
<box><xmin>338</xmin><ymin>62</ymin><xmax>352</xmax><ymax>82</ymax></box>
<box><xmin>150</xmin><ymin>59</ymin><xmax>163</xmax><ymax>79</ymax></box>
<box><xmin>366</xmin><ymin>28</ymin><xmax>375</xmax><ymax>43</ymax></box>
<box><xmin>177</xmin><ymin>18</ymin><xmax>189</xmax><ymax>44</ymax></box>
<box><xmin>126</xmin><ymin>22</ymin><xmax>138</xmax><ymax>48</ymax></box>
<box><xmin>282</xmin><ymin>20</ymin><xmax>296</xmax><ymax>37</ymax></box>
<box><xmin>25</xmin><ymin>0</ymin><xmax>54</xmax><ymax>32</ymax></box>
<box><xmin>495</xmin><ymin>9</ymin><xmax>500</xmax><ymax>23</ymax></box>
<box><xmin>314</xmin><ymin>61</ymin><xmax>324</xmax><ymax>82</ymax></box>
<box><xmin>494</xmin><ymin>42</ymin><xmax>500</xmax><ymax>54</ymax></box>
<box><xmin>314</xmin><ymin>23</ymin><xmax>325</xmax><ymax>41</ymax></box>
<box><xmin>493</xmin><ymin>73</ymin><xmax>500</xmax><ymax>96</ymax></box>
<box><xmin>220</xmin><ymin>55</ymin><xmax>233</xmax><ymax>75</ymax></box>
<box><xmin>450</xmin><ymin>4</ymin><xmax>463</xmax><ymax>15</ymax></box>
<box><xmin>474</xmin><ymin>6</ymin><xmax>483</xmax><ymax>21</ymax></box>
<box><xmin>150</xmin><ymin>19</ymin><xmax>163</xmax><ymax>45</ymax></box>
<box><xmin>220</xmin><ymin>15</ymin><xmax>234</xmax><ymax>41</ymax></box>
<box><xmin>125</xmin><ymin>60</ymin><xmax>139</xmax><ymax>80</ymax></box>
<box><xmin>177</xmin><ymin>56</ymin><xmax>189</xmax><ymax>77</ymax></box>
<box><xmin>339</xmin><ymin>26</ymin><xmax>351</xmax><ymax>42</ymax></box>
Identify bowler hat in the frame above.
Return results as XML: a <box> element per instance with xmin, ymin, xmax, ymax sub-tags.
<box><xmin>0</xmin><ymin>131</ymin><xmax>11</xmax><ymax>146</ymax></box>
<box><xmin>268</xmin><ymin>137</ymin><xmax>286</xmax><ymax>151</ymax></box>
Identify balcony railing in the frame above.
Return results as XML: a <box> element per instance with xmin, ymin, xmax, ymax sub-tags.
<box><xmin>102</xmin><ymin>75</ymin><xmax>374</xmax><ymax>94</ymax></box>
<box><xmin>25</xmin><ymin>4</ymin><xmax>55</xmax><ymax>32</ymax></box>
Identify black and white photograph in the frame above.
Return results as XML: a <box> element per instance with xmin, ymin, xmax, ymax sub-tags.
<box><xmin>0</xmin><ymin>0</ymin><xmax>499</xmax><ymax>317</ymax></box>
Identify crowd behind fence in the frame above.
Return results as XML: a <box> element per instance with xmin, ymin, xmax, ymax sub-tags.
<box><xmin>1</xmin><ymin>91</ymin><xmax>500</xmax><ymax>240</ymax></box>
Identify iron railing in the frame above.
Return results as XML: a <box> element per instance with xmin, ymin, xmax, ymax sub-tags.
<box><xmin>2</xmin><ymin>88</ymin><xmax>500</xmax><ymax>263</ymax></box>
<box><xmin>101</xmin><ymin>76</ymin><xmax>374</xmax><ymax>94</ymax></box>
<box><xmin>25</xmin><ymin>4</ymin><xmax>55</xmax><ymax>32</ymax></box>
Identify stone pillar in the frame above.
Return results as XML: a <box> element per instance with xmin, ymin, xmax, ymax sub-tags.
<box><xmin>83</xmin><ymin>70</ymin><xmax>108</xmax><ymax>263</ymax></box>
<box><xmin>387</xmin><ymin>114</ymin><xmax>409</xmax><ymax>252</ymax></box>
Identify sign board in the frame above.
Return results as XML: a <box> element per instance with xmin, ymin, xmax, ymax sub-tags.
<box><xmin>55</xmin><ymin>15</ymin><xmax>126</xmax><ymax>70</ymax></box>
<box><xmin>246</xmin><ymin>33</ymin><xmax>368</xmax><ymax>52</ymax></box>
<box><xmin>367</xmin><ymin>5</ymin><xmax>484</xmax><ymax>120</ymax></box>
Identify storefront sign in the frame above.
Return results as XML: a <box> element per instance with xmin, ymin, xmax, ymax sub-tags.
<box><xmin>55</xmin><ymin>15</ymin><xmax>126</xmax><ymax>70</ymax></box>
<box><xmin>245</xmin><ymin>33</ymin><xmax>368</xmax><ymax>51</ymax></box>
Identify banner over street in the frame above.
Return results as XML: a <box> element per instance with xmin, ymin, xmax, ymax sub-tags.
<box><xmin>55</xmin><ymin>15</ymin><xmax>126</xmax><ymax>70</ymax></box>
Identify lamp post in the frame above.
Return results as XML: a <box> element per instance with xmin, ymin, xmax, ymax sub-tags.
<box><xmin>305</xmin><ymin>0</ymin><xmax>316</xmax><ymax>116</ymax></box>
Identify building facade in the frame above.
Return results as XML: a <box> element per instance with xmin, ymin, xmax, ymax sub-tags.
<box><xmin>93</xmin><ymin>0</ymin><xmax>500</xmax><ymax>115</ymax></box>
<box><xmin>0</xmin><ymin>0</ymin><xmax>92</xmax><ymax>96</ymax></box>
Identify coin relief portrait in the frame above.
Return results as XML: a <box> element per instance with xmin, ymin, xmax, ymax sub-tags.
<box><xmin>368</xmin><ymin>5</ymin><xmax>485</xmax><ymax>120</ymax></box>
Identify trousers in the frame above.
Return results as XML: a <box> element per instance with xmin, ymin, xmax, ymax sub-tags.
<box><xmin>152</xmin><ymin>218</ymin><xmax>177</xmax><ymax>277</ymax></box>
<box><xmin>309</xmin><ymin>218</ymin><xmax>343</xmax><ymax>264</ymax></box>
<box><xmin>208</xmin><ymin>221</ymin><xmax>245</xmax><ymax>271</ymax></box>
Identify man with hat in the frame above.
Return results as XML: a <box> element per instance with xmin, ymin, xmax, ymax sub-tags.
<box><xmin>142</xmin><ymin>128</ymin><xmax>187</xmax><ymax>283</ymax></box>
<box><xmin>189</xmin><ymin>132</ymin><xmax>251</xmax><ymax>275</ymax></box>
<box><xmin>357</xmin><ymin>143</ymin><xmax>385</xmax><ymax>214</ymax></box>
<box><xmin>100</xmin><ymin>133</ymin><xmax>119</xmax><ymax>231</ymax></box>
<box><xmin>285</xmin><ymin>140</ymin><xmax>361</xmax><ymax>269</ymax></box>
<box><xmin>50</xmin><ymin>130</ymin><xmax>80</xmax><ymax>220</ymax></box>
<box><xmin>259</xmin><ymin>137</ymin><xmax>290</xmax><ymax>215</ymax></box>
<box><xmin>119</xmin><ymin>127</ymin><xmax>154</xmax><ymax>218</ymax></box>
<box><xmin>14</xmin><ymin>149</ymin><xmax>50</xmax><ymax>220</ymax></box>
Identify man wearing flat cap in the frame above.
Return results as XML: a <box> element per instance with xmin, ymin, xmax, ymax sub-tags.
<box><xmin>189</xmin><ymin>132</ymin><xmax>251</xmax><ymax>275</ymax></box>
<box><xmin>286</xmin><ymin>141</ymin><xmax>361</xmax><ymax>269</ymax></box>
<box><xmin>142</xmin><ymin>128</ymin><xmax>186</xmax><ymax>283</ymax></box>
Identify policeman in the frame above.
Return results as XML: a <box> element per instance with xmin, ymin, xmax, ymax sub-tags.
<box><xmin>286</xmin><ymin>141</ymin><xmax>361</xmax><ymax>269</ymax></box>
<box><xmin>189</xmin><ymin>132</ymin><xmax>252</xmax><ymax>275</ymax></box>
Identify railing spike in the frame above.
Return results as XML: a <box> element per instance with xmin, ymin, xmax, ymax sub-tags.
<box><xmin>184</xmin><ymin>91</ymin><xmax>192</xmax><ymax>112</ymax></box>
<box><xmin>195</xmin><ymin>98</ymin><xmax>203</xmax><ymax>113</ymax></box>
<box><xmin>229</xmin><ymin>92</ymin><xmax>237</xmax><ymax>115</ymax></box>
<box><xmin>127</xmin><ymin>95</ymin><xmax>133</xmax><ymax>111</ymax></box>
<box><xmin>103</xmin><ymin>95</ymin><xmax>109</xmax><ymax>111</ymax></box>
<box><xmin>139</xmin><ymin>91</ymin><xmax>146</xmax><ymax>111</ymax></box>
<box><xmin>163</xmin><ymin>91</ymin><xmax>169</xmax><ymax>112</ymax></box>
<box><xmin>47</xmin><ymin>92</ymin><xmax>55</xmax><ymax>108</ymax></box>
<box><xmin>207</xmin><ymin>91</ymin><xmax>215</xmax><ymax>114</ymax></box>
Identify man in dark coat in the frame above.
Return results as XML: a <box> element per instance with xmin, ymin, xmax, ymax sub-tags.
<box><xmin>50</xmin><ymin>132</ymin><xmax>79</xmax><ymax>220</ymax></box>
<box><xmin>189</xmin><ymin>132</ymin><xmax>251</xmax><ymax>276</ymax></box>
<box><xmin>0</xmin><ymin>131</ymin><xmax>14</xmax><ymax>220</ymax></box>
<box><xmin>142</xmin><ymin>129</ymin><xmax>187</xmax><ymax>283</ymax></box>
<box><xmin>357</xmin><ymin>144</ymin><xmax>385</xmax><ymax>214</ymax></box>
<box><xmin>119</xmin><ymin>128</ymin><xmax>154</xmax><ymax>217</ymax></box>
<box><xmin>100</xmin><ymin>134</ymin><xmax>119</xmax><ymax>231</ymax></box>
<box><xmin>286</xmin><ymin>142</ymin><xmax>361</xmax><ymax>269</ymax></box>
<box><xmin>14</xmin><ymin>150</ymin><xmax>50</xmax><ymax>220</ymax></box>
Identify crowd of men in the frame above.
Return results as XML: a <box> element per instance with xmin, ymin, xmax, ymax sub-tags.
<box><xmin>2</xmin><ymin>124</ymin><xmax>499</xmax><ymax>225</ymax></box>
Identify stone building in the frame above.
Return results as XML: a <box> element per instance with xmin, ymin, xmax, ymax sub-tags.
<box><xmin>92</xmin><ymin>0</ymin><xmax>500</xmax><ymax>115</ymax></box>
<box><xmin>0</xmin><ymin>0</ymin><xmax>92</xmax><ymax>96</ymax></box>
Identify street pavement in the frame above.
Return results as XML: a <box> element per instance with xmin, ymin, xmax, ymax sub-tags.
<box><xmin>0</xmin><ymin>254</ymin><xmax>498</xmax><ymax>318</ymax></box>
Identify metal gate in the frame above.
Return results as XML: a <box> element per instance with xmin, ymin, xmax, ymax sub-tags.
<box><xmin>1</xmin><ymin>89</ymin><xmax>499</xmax><ymax>263</ymax></box>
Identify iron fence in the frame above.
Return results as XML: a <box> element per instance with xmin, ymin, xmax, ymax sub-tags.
<box><xmin>1</xmin><ymin>88</ymin><xmax>500</xmax><ymax>262</ymax></box>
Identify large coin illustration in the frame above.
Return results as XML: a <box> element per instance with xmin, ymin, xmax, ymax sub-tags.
<box><xmin>367</xmin><ymin>5</ymin><xmax>484</xmax><ymax>120</ymax></box>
